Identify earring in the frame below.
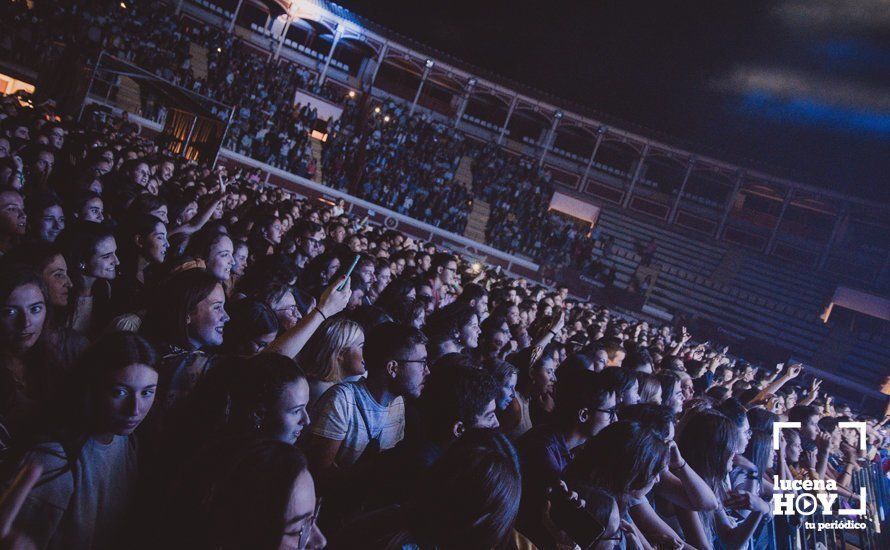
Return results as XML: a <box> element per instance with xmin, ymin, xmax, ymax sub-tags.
<box><xmin>79</xmin><ymin>262</ymin><xmax>87</xmax><ymax>272</ymax></box>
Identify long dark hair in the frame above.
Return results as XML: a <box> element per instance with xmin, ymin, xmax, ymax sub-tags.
<box><xmin>677</xmin><ymin>410</ymin><xmax>740</xmax><ymax>496</ymax></box>
<box><xmin>160</xmin><ymin>354</ymin><xmax>307</xmax><ymax>468</ymax></box>
<box><xmin>220</xmin><ymin>299</ymin><xmax>279</xmax><ymax>355</ymax></box>
<box><xmin>398</xmin><ymin>429</ymin><xmax>521</xmax><ymax>549</ymax></box>
<box><xmin>5</xmin><ymin>332</ymin><xmax>156</xmax><ymax>471</ymax></box>
<box><xmin>141</xmin><ymin>268</ymin><xmax>220</xmax><ymax>349</ymax></box>
<box><xmin>744</xmin><ymin>429</ymin><xmax>773</xmax><ymax>478</ymax></box>
<box><xmin>0</xmin><ymin>264</ymin><xmax>60</xmax><ymax>402</ymax></box>
<box><xmin>567</xmin><ymin>420</ymin><xmax>669</xmax><ymax>510</ymax></box>
<box><xmin>158</xmin><ymin>435</ymin><xmax>310</xmax><ymax>549</ymax></box>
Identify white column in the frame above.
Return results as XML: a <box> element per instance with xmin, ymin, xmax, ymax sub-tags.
<box><xmin>621</xmin><ymin>144</ymin><xmax>650</xmax><ymax>208</ymax></box>
<box><xmin>582</xmin><ymin>126</ymin><xmax>607</xmax><ymax>182</ymax></box>
<box><xmin>668</xmin><ymin>157</ymin><xmax>696</xmax><ymax>224</ymax></box>
<box><xmin>365</xmin><ymin>42</ymin><xmax>388</xmax><ymax>90</ymax></box>
<box><xmin>409</xmin><ymin>59</ymin><xmax>433</xmax><ymax>116</ymax></box>
<box><xmin>497</xmin><ymin>94</ymin><xmax>518</xmax><ymax>145</ymax></box>
<box><xmin>227</xmin><ymin>0</ymin><xmax>244</xmax><ymax>33</ymax></box>
<box><xmin>817</xmin><ymin>203</ymin><xmax>846</xmax><ymax>269</ymax></box>
<box><xmin>716</xmin><ymin>170</ymin><xmax>744</xmax><ymax>239</ymax></box>
<box><xmin>765</xmin><ymin>187</ymin><xmax>793</xmax><ymax>254</ymax></box>
<box><xmin>453</xmin><ymin>78</ymin><xmax>475</xmax><ymax>126</ymax></box>
<box><xmin>318</xmin><ymin>25</ymin><xmax>342</xmax><ymax>86</ymax></box>
<box><xmin>274</xmin><ymin>14</ymin><xmax>293</xmax><ymax>60</ymax></box>
<box><xmin>538</xmin><ymin>111</ymin><xmax>562</xmax><ymax>166</ymax></box>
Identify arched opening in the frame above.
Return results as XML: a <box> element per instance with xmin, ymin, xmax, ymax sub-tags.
<box><xmin>594</xmin><ymin>139</ymin><xmax>641</xmax><ymax>178</ymax></box>
<box><xmin>552</xmin><ymin>124</ymin><xmax>597</xmax><ymax>161</ymax></box>
<box><xmin>507</xmin><ymin>107</ymin><xmax>550</xmax><ymax>146</ymax></box>
<box><xmin>464</xmin><ymin>91</ymin><xmax>509</xmax><ymax>130</ymax></box>
<box><xmin>374</xmin><ymin>56</ymin><xmax>423</xmax><ymax>103</ymax></box>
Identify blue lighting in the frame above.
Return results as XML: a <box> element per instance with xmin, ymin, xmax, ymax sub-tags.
<box><xmin>815</xmin><ymin>39</ymin><xmax>890</xmax><ymax>73</ymax></box>
<box><xmin>738</xmin><ymin>91</ymin><xmax>890</xmax><ymax>137</ymax></box>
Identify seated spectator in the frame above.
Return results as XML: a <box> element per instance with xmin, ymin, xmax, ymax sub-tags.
<box><xmin>298</xmin><ymin>318</ymin><xmax>365</xmax><ymax>408</ymax></box>
<box><xmin>305</xmin><ymin>322</ymin><xmax>427</xmax><ymax>479</ymax></box>
<box><xmin>516</xmin><ymin>369</ymin><xmax>617</xmax><ymax>547</ymax></box>
<box><xmin>220</xmin><ymin>299</ymin><xmax>279</xmax><ymax>357</ymax></box>
<box><xmin>26</xmin><ymin>190</ymin><xmax>65</xmax><ymax>243</ymax></box>
<box><xmin>330</xmin><ymin>430</ymin><xmax>521</xmax><ymax>549</ymax></box>
<box><xmin>157</xmin><ymin>436</ymin><xmax>326</xmax><ymax>549</ymax></box>
<box><xmin>2</xmin><ymin>333</ymin><xmax>157</xmax><ymax>549</ymax></box>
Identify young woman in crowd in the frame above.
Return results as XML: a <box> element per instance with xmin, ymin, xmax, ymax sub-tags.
<box><xmin>115</xmin><ymin>214</ymin><xmax>169</xmax><ymax>313</ymax></box>
<box><xmin>156</xmin><ymin>436</ymin><xmax>326</xmax><ymax>549</ymax></box>
<box><xmin>220</xmin><ymin>299</ymin><xmax>279</xmax><ymax>357</ymax></box>
<box><xmin>676</xmin><ymin>410</ymin><xmax>771</xmax><ymax>550</ymax></box>
<box><xmin>58</xmin><ymin>221</ymin><xmax>120</xmax><ymax>336</ymax></box>
<box><xmin>2</xmin><ymin>332</ymin><xmax>158</xmax><ymax>549</ymax></box>
<box><xmin>297</xmin><ymin>317</ymin><xmax>365</xmax><ymax>408</ymax></box>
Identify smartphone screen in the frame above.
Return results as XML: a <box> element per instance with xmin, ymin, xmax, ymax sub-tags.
<box><xmin>337</xmin><ymin>255</ymin><xmax>361</xmax><ymax>291</ymax></box>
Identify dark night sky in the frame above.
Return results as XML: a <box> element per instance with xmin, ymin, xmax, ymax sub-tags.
<box><xmin>338</xmin><ymin>0</ymin><xmax>890</xmax><ymax>202</ymax></box>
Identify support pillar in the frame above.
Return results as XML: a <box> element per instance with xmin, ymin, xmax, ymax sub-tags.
<box><xmin>274</xmin><ymin>14</ymin><xmax>293</xmax><ymax>60</ymax></box>
<box><xmin>317</xmin><ymin>25</ymin><xmax>342</xmax><ymax>86</ymax></box>
<box><xmin>538</xmin><ymin>111</ymin><xmax>562</xmax><ymax>167</ymax></box>
<box><xmin>453</xmin><ymin>78</ymin><xmax>476</xmax><ymax>127</ymax></box>
<box><xmin>227</xmin><ymin>0</ymin><xmax>244</xmax><ymax>33</ymax></box>
<box><xmin>365</xmin><ymin>42</ymin><xmax>388</xmax><ymax>91</ymax></box>
<box><xmin>716</xmin><ymin>170</ymin><xmax>744</xmax><ymax>239</ymax></box>
<box><xmin>668</xmin><ymin>157</ymin><xmax>696</xmax><ymax>224</ymax></box>
<box><xmin>409</xmin><ymin>59</ymin><xmax>433</xmax><ymax>116</ymax></box>
<box><xmin>621</xmin><ymin>144</ymin><xmax>650</xmax><ymax>209</ymax></box>
<box><xmin>765</xmin><ymin>188</ymin><xmax>793</xmax><ymax>255</ymax></box>
<box><xmin>581</xmin><ymin>126</ymin><xmax>607</xmax><ymax>182</ymax></box>
<box><xmin>497</xmin><ymin>94</ymin><xmax>518</xmax><ymax>145</ymax></box>
<box><xmin>817</xmin><ymin>204</ymin><xmax>846</xmax><ymax>270</ymax></box>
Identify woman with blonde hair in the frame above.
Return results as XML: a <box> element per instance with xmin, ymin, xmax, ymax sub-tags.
<box><xmin>297</xmin><ymin>317</ymin><xmax>365</xmax><ymax>408</ymax></box>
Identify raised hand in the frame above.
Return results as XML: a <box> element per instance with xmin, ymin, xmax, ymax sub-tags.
<box><xmin>784</xmin><ymin>363</ymin><xmax>803</xmax><ymax>379</ymax></box>
<box><xmin>0</xmin><ymin>462</ymin><xmax>42</xmax><ymax>549</ymax></box>
<box><xmin>317</xmin><ymin>276</ymin><xmax>351</xmax><ymax>318</ymax></box>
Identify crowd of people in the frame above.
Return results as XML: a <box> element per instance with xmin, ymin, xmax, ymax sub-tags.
<box><xmin>0</xmin><ymin>92</ymin><xmax>887</xmax><ymax>550</ymax></box>
<box><xmin>2</xmin><ymin>0</ymin><xmax>604</xmax><ymax>266</ymax></box>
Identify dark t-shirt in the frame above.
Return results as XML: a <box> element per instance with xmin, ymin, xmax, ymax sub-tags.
<box><xmin>516</xmin><ymin>424</ymin><xmax>575</xmax><ymax>548</ymax></box>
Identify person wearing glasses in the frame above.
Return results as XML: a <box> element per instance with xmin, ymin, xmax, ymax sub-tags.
<box><xmin>155</xmin><ymin>436</ymin><xmax>326</xmax><ymax>550</ymax></box>
<box><xmin>305</xmin><ymin>322</ymin><xmax>428</xmax><ymax>483</ymax></box>
<box><xmin>424</xmin><ymin>253</ymin><xmax>458</xmax><ymax>310</ymax></box>
<box><xmin>292</xmin><ymin>220</ymin><xmax>325</xmax><ymax>271</ymax></box>
<box><xmin>515</xmin><ymin>370</ymin><xmax>617</xmax><ymax>548</ymax></box>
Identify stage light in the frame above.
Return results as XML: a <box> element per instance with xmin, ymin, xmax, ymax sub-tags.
<box><xmin>348</xmin><ymin>90</ymin><xmax>356</xmax><ymax>98</ymax></box>
<box><xmin>217</xmin><ymin>47</ymin><xmax>222</xmax><ymax>52</ymax></box>
<box><xmin>119</xmin><ymin>1</ymin><xmax>127</xmax><ymax>8</ymax></box>
<box><xmin>425</xmin><ymin>59</ymin><xmax>434</xmax><ymax>69</ymax></box>
<box><xmin>374</xmin><ymin>106</ymin><xmax>381</xmax><ymax>114</ymax></box>
<box><xmin>383</xmin><ymin>115</ymin><xmax>390</xmax><ymax>122</ymax></box>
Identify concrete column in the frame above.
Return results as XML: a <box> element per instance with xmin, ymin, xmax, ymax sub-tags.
<box><xmin>765</xmin><ymin>187</ymin><xmax>793</xmax><ymax>255</ymax></box>
<box><xmin>581</xmin><ymin>126</ymin><xmax>607</xmax><ymax>182</ymax></box>
<box><xmin>668</xmin><ymin>157</ymin><xmax>696</xmax><ymax>224</ymax></box>
<box><xmin>409</xmin><ymin>59</ymin><xmax>433</xmax><ymax>116</ymax></box>
<box><xmin>274</xmin><ymin>14</ymin><xmax>293</xmax><ymax>60</ymax></box>
<box><xmin>453</xmin><ymin>78</ymin><xmax>476</xmax><ymax>126</ymax></box>
<box><xmin>317</xmin><ymin>25</ymin><xmax>342</xmax><ymax>86</ymax></box>
<box><xmin>365</xmin><ymin>42</ymin><xmax>388</xmax><ymax>91</ymax></box>
<box><xmin>621</xmin><ymin>144</ymin><xmax>650</xmax><ymax>209</ymax></box>
<box><xmin>538</xmin><ymin>111</ymin><xmax>562</xmax><ymax>166</ymax></box>
<box><xmin>817</xmin><ymin>204</ymin><xmax>846</xmax><ymax>269</ymax></box>
<box><xmin>716</xmin><ymin>170</ymin><xmax>744</xmax><ymax>239</ymax></box>
<box><xmin>497</xmin><ymin>94</ymin><xmax>518</xmax><ymax>145</ymax></box>
<box><xmin>227</xmin><ymin>0</ymin><xmax>244</xmax><ymax>33</ymax></box>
